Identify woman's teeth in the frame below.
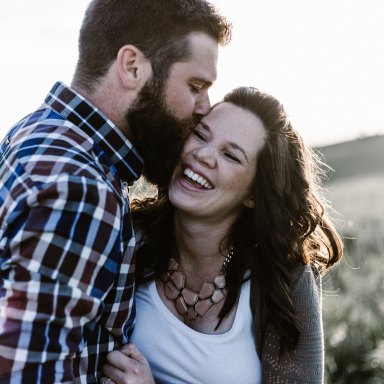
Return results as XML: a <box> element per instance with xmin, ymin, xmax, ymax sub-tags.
<box><xmin>183</xmin><ymin>167</ymin><xmax>213</xmax><ymax>189</ymax></box>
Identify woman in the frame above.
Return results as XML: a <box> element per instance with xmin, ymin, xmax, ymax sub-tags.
<box><xmin>102</xmin><ymin>87</ymin><xmax>343</xmax><ymax>383</ymax></box>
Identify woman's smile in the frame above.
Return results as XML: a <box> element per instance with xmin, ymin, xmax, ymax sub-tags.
<box><xmin>182</xmin><ymin>166</ymin><xmax>214</xmax><ymax>190</ymax></box>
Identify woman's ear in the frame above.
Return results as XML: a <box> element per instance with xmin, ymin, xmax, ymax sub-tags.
<box><xmin>243</xmin><ymin>196</ymin><xmax>255</xmax><ymax>209</ymax></box>
<box><xmin>116</xmin><ymin>45</ymin><xmax>152</xmax><ymax>90</ymax></box>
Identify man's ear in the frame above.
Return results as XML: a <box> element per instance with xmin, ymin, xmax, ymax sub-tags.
<box><xmin>243</xmin><ymin>196</ymin><xmax>255</xmax><ymax>209</ymax></box>
<box><xmin>117</xmin><ymin>45</ymin><xmax>152</xmax><ymax>90</ymax></box>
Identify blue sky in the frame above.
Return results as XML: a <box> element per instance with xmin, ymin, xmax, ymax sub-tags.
<box><xmin>1</xmin><ymin>0</ymin><xmax>383</xmax><ymax>147</ymax></box>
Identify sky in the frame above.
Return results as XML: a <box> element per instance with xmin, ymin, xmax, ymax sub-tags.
<box><xmin>1</xmin><ymin>0</ymin><xmax>383</xmax><ymax>147</ymax></box>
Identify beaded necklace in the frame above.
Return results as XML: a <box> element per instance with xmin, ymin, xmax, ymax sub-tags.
<box><xmin>161</xmin><ymin>248</ymin><xmax>233</xmax><ymax>320</ymax></box>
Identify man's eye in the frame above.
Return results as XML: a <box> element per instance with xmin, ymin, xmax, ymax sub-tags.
<box><xmin>190</xmin><ymin>84</ymin><xmax>202</xmax><ymax>94</ymax></box>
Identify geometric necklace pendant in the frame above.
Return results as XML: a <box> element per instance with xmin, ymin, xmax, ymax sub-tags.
<box><xmin>161</xmin><ymin>248</ymin><xmax>233</xmax><ymax>321</ymax></box>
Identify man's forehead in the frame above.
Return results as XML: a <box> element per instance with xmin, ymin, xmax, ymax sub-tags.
<box><xmin>186</xmin><ymin>32</ymin><xmax>218</xmax><ymax>70</ymax></box>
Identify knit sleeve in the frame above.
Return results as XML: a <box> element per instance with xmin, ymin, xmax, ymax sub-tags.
<box><xmin>261</xmin><ymin>264</ymin><xmax>324</xmax><ymax>384</ymax></box>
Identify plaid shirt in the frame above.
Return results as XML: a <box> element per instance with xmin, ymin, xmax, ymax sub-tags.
<box><xmin>0</xmin><ymin>82</ymin><xmax>143</xmax><ymax>383</ymax></box>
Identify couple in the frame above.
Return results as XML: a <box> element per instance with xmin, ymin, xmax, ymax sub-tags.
<box><xmin>0</xmin><ymin>1</ymin><xmax>342</xmax><ymax>384</ymax></box>
<box><xmin>101</xmin><ymin>87</ymin><xmax>343</xmax><ymax>384</ymax></box>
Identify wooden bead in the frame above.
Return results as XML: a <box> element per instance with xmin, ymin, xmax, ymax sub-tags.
<box><xmin>211</xmin><ymin>289</ymin><xmax>225</xmax><ymax>304</ymax></box>
<box><xmin>175</xmin><ymin>296</ymin><xmax>188</xmax><ymax>315</ymax></box>
<box><xmin>213</xmin><ymin>274</ymin><xmax>226</xmax><ymax>289</ymax></box>
<box><xmin>195</xmin><ymin>299</ymin><xmax>214</xmax><ymax>317</ymax></box>
<box><xmin>187</xmin><ymin>307</ymin><xmax>198</xmax><ymax>320</ymax></box>
<box><xmin>170</xmin><ymin>271</ymin><xmax>185</xmax><ymax>290</ymax></box>
<box><xmin>164</xmin><ymin>281</ymin><xmax>180</xmax><ymax>300</ymax></box>
<box><xmin>199</xmin><ymin>282</ymin><xmax>215</xmax><ymax>299</ymax></box>
<box><xmin>181</xmin><ymin>288</ymin><xmax>199</xmax><ymax>306</ymax></box>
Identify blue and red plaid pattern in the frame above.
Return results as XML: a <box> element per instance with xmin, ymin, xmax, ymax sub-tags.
<box><xmin>0</xmin><ymin>82</ymin><xmax>143</xmax><ymax>383</ymax></box>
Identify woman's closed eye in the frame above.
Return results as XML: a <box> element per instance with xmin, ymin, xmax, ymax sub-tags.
<box><xmin>192</xmin><ymin>128</ymin><xmax>208</xmax><ymax>141</ymax></box>
<box><xmin>224</xmin><ymin>151</ymin><xmax>242</xmax><ymax>163</ymax></box>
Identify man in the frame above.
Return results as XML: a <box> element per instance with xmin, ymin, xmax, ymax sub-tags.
<box><xmin>0</xmin><ymin>0</ymin><xmax>231</xmax><ymax>382</ymax></box>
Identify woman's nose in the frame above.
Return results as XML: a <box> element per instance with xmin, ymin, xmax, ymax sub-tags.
<box><xmin>193</xmin><ymin>145</ymin><xmax>216</xmax><ymax>168</ymax></box>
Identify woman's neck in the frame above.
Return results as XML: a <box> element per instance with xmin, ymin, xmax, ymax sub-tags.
<box><xmin>172</xmin><ymin>211</ymin><xmax>233</xmax><ymax>275</ymax></box>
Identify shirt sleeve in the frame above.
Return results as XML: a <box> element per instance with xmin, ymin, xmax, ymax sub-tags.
<box><xmin>262</xmin><ymin>264</ymin><xmax>324</xmax><ymax>384</ymax></box>
<box><xmin>0</xmin><ymin>174</ymin><xmax>122</xmax><ymax>382</ymax></box>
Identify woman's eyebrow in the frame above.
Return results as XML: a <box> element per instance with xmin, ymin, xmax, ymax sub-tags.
<box><xmin>199</xmin><ymin>121</ymin><xmax>211</xmax><ymax>132</ymax></box>
<box><xmin>228</xmin><ymin>142</ymin><xmax>249</xmax><ymax>163</ymax></box>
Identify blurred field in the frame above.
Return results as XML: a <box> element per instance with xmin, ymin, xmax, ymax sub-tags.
<box><xmin>319</xmin><ymin>135</ymin><xmax>384</xmax><ymax>183</ymax></box>
<box><xmin>319</xmin><ymin>136</ymin><xmax>384</xmax><ymax>383</ymax></box>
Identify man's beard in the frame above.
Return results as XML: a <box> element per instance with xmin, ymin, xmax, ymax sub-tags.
<box><xmin>126</xmin><ymin>82</ymin><xmax>198</xmax><ymax>188</ymax></box>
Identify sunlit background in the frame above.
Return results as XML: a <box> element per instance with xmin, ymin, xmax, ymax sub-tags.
<box><xmin>1</xmin><ymin>0</ymin><xmax>384</xmax><ymax>146</ymax></box>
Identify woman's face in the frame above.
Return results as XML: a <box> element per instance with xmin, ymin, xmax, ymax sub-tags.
<box><xmin>169</xmin><ymin>102</ymin><xmax>267</xmax><ymax>224</ymax></box>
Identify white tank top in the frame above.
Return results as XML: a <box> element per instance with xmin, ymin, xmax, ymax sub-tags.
<box><xmin>130</xmin><ymin>278</ymin><xmax>262</xmax><ymax>384</ymax></box>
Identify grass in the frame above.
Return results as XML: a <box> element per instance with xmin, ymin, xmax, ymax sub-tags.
<box><xmin>323</xmin><ymin>174</ymin><xmax>384</xmax><ymax>383</ymax></box>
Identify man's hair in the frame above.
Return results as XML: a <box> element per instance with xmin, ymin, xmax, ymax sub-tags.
<box><xmin>72</xmin><ymin>0</ymin><xmax>232</xmax><ymax>92</ymax></box>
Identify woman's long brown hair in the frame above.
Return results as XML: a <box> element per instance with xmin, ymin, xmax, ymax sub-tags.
<box><xmin>132</xmin><ymin>87</ymin><xmax>343</xmax><ymax>355</ymax></box>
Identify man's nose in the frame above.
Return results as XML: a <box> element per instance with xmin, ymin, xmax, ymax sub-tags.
<box><xmin>194</xmin><ymin>91</ymin><xmax>211</xmax><ymax>116</ymax></box>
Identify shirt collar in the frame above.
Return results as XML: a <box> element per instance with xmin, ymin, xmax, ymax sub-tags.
<box><xmin>45</xmin><ymin>81</ymin><xmax>143</xmax><ymax>184</ymax></box>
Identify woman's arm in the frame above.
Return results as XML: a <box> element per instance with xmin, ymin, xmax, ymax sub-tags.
<box><xmin>262</xmin><ymin>264</ymin><xmax>324</xmax><ymax>384</ymax></box>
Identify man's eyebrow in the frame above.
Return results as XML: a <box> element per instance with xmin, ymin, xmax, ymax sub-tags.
<box><xmin>199</xmin><ymin>121</ymin><xmax>249</xmax><ymax>163</ymax></box>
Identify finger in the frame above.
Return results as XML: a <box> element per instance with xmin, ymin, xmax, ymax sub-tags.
<box><xmin>106</xmin><ymin>349</ymin><xmax>135</xmax><ymax>371</ymax></box>
<box><xmin>120</xmin><ymin>343</ymin><xmax>148</xmax><ymax>364</ymax></box>
<box><xmin>104</xmin><ymin>358</ymin><xmax>155</xmax><ymax>384</ymax></box>
<box><xmin>103</xmin><ymin>363</ymin><xmax>129</xmax><ymax>384</ymax></box>
<box><xmin>100</xmin><ymin>377</ymin><xmax>116</xmax><ymax>384</ymax></box>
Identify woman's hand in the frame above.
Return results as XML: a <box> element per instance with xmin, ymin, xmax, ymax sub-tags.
<box><xmin>102</xmin><ymin>343</ymin><xmax>155</xmax><ymax>384</ymax></box>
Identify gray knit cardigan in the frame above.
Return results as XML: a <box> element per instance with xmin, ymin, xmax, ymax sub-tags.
<box><xmin>251</xmin><ymin>263</ymin><xmax>324</xmax><ymax>383</ymax></box>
